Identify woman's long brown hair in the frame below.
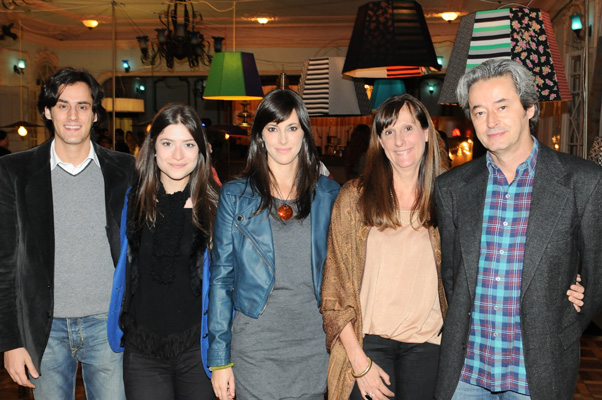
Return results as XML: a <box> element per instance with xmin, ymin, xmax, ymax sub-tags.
<box><xmin>358</xmin><ymin>94</ymin><xmax>447</xmax><ymax>229</ymax></box>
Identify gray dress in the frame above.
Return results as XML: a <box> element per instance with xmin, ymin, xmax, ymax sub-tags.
<box><xmin>231</xmin><ymin>201</ymin><xmax>328</xmax><ymax>400</ymax></box>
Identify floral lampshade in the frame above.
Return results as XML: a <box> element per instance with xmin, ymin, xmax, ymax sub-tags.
<box><xmin>439</xmin><ymin>8</ymin><xmax>570</xmax><ymax>103</ymax></box>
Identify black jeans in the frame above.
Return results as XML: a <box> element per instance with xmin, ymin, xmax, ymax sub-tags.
<box><xmin>123</xmin><ymin>344</ymin><xmax>214</xmax><ymax>400</ymax></box>
<box><xmin>350</xmin><ymin>334</ymin><xmax>440</xmax><ymax>400</ymax></box>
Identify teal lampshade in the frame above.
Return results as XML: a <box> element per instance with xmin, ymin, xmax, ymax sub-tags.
<box><xmin>370</xmin><ymin>79</ymin><xmax>406</xmax><ymax>110</ymax></box>
<box><xmin>203</xmin><ymin>52</ymin><xmax>264</xmax><ymax>100</ymax></box>
<box><xmin>570</xmin><ymin>14</ymin><xmax>583</xmax><ymax>31</ymax></box>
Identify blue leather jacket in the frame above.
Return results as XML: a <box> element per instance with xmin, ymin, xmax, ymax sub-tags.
<box><xmin>206</xmin><ymin>176</ymin><xmax>340</xmax><ymax>367</ymax></box>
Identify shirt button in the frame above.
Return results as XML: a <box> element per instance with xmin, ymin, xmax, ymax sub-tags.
<box><xmin>503</xmin><ymin>221</ymin><xmax>508</xmax><ymax>226</ymax></box>
<box><xmin>495</xmin><ymin>277</ymin><xmax>501</xmax><ymax>281</ymax></box>
<box><xmin>505</xmin><ymin>194</ymin><xmax>510</xmax><ymax>199</ymax></box>
<box><xmin>494</xmin><ymin>306</ymin><xmax>499</xmax><ymax>311</ymax></box>
<box><xmin>493</xmin><ymin>332</ymin><xmax>499</xmax><ymax>337</ymax></box>
<box><xmin>499</xmin><ymin>250</ymin><xmax>504</xmax><ymax>254</ymax></box>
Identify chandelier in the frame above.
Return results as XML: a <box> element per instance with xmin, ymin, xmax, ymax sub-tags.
<box><xmin>137</xmin><ymin>0</ymin><xmax>212</xmax><ymax>69</ymax></box>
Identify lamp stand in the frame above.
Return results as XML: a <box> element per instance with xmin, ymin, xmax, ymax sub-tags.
<box><xmin>237</xmin><ymin>101</ymin><xmax>253</xmax><ymax>128</ymax></box>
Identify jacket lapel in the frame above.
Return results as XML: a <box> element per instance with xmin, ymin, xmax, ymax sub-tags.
<box><xmin>24</xmin><ymin>141</ymin><xmax>54</xmax><ymax>279</ymax></box>
<box><xmin>235</xmin><ymin>189</ymin><xmax>276</xmax><ymax>272</ymax></box>
<box><xmin>456</xmin><ymin>157</ymin><xmax>488</xmax><ymax>300</ymax></box>
<box><xmin>521</xmin><ymin>146</ymin><xmax>569</xmax><ymax>299</ymax></box>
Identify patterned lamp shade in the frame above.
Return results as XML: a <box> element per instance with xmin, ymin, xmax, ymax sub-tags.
<box><xmin>298</xmin><ymin>57</ymin><xmax>372</xmax><ymax>116</ymax></box>
<box><xmin>439</xmin><ymin>8</ymin><xmax>570</xmax><ymax>104</ymax></box>
<box><xmin>342</xmin><ymin>0</ymin><xmax>440</xmax><ymax>79</ymax></box>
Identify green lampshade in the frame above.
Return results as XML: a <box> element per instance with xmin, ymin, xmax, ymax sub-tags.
<box><xmin>370</xmin><ymin>79</ymin><xmax>406</xmax><ymax>110</ymax></box>
<box><xmin>203</xmin><ymin>52</ymin><xmax>264</xmax><ymax>100</ymax></box>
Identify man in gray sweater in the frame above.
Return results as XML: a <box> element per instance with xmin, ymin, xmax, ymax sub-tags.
<box><xmin>0</xmin><ymin>67</ymin><xmax>135</xmax><ymax>399</ymax></box>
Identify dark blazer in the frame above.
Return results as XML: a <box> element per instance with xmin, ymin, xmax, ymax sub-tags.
<box><xmin>0</xmin><ymin>139</ymin><xmax>135</xmax><ymax>371</ymax></box>
<box><xmin>434</xmin><ymin>144</ymin><xmax>602</xmax><ymax>400</ymax></box>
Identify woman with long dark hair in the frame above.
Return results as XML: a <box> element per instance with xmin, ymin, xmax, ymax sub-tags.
<box><xmin>108</xmin><ymin>103</ymin><xmax>218</xmax><ymax>399</ymax></box>
<box><xmin>208</xmin><ymin>89</ymin><xmax>340</xmax><ymax>400</ymax></box>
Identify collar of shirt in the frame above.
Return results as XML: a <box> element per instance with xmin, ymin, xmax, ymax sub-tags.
<box><xmin>50</xmin><ymin>139</ymin><xmax>100</xmax><ymax>175</ymax></box>
<box><xmin>486</xmin><ymin>136</ymin><xmax>539</xmax><ymax>179</ymax></box>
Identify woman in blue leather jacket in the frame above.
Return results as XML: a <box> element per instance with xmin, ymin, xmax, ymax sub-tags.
<box><xmin>107</xmin><ymin>103</ymin><xmax>219</xmax><ymax>399</ymax></box>
<box><xmin>208</xmin><ymin>89</ymin><xmax>340</xmax><ymax>400</ymax></box>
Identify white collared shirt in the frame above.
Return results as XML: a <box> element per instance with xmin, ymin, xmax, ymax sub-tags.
<box><xmin>50</xmin><ymin>139</ymin><xmax>100</xmax><ymax>175</ymax></box>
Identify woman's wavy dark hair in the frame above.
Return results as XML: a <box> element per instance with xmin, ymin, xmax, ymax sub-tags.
<box><xmin>358</xmin><ymin>94</ymin><xmax>447</xmax><ymax>229</ymax></box>
<box><xmin>132</xmin><ymin>103</ymin><xmax>219</xmax><ymax>240</ymax></box>
<box><xmin>241</xmin><ymin>89</ymin><xmax>320</xmax><ymax>219</ymax></box>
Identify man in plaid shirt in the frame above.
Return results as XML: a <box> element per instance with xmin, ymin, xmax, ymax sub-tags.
<box><xmin>434</xmin><ymin>58</ymin><xmax>602</xmax><ymax>400</ymax></box>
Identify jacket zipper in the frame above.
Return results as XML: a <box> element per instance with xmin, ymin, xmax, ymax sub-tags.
<box><xmin>235</xmin><ymin>224</ymin><xmax>275</xmax><ymax>314</ymax></box>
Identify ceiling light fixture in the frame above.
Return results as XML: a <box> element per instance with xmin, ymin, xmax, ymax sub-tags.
<box><xmin>137</xmin><ymin>0</ymin><xmax>212</xmax><ymax>69</ymax></box>
<box><xmin>243</xmin><ymin>14</ymin><xmax>275</xmax><ymax>25</ymax></box>
<box><xmin>82</xmin><ymin>20</ymin><xmax>99</xmax><ymax>29</ymax></box>
<box><xmin>441</xmin><ymin>12</ymin><xmax>459</xmax><ymax>22</ymax></box>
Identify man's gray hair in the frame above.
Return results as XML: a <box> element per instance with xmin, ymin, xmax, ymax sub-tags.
<box><xmin>456</xmin><ymin>58</ymin><xmax>540</xmax><ymax>132</ymax></box>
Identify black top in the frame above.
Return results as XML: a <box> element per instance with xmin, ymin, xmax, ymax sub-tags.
<box><xmin>125</xmin><ymin>188</ymin><xmax>202</xmax><ymax>360</ymax></box>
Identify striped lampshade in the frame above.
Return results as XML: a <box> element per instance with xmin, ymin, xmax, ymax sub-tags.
<box><xmin>439</xmin><ymin>8</ymin><xmax>570</xmax><ymax>103</ymax></box>
<box><xmin>342</xmin><ymin>1</ymin><xmax>441</xmax><ymax>79</ymax></box>
<box><xmin>298</xmin><ymin>57</ymin><xmax>371</xmax><ymax>116</ymax></box>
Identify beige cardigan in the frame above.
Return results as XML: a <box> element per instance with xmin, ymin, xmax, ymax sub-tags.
<box><xmin>320</xmin><ymin>180</ymin><xmax>448</xmax><ymax>400</ymax></box>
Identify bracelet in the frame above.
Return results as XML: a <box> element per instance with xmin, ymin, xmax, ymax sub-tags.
<box><xmin>209</xmin><ymin>362</ymin><xmax>234</xmax><ymax>372</ymax></box>
<box><xmin>351</xmin><ymin>357</ymin><xmax>372</xmax><ymax>378</ymax></box>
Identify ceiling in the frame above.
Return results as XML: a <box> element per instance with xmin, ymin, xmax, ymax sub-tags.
<box><xmin>0</xmin><ymin>0</ymin><xmax>568</xmax><ymax>48</ymax></box>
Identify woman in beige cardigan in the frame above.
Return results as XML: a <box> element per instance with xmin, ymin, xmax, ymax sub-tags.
<box><xmin>321</xmin><ymin>94</ymin><xmax>585</xmax><ymax>400</ymax></box>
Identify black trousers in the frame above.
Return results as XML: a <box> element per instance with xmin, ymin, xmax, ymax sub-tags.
<box><xmin>123</xmin><ymin>344</ymin><xmax>214</xmax><ymax>400</ymax></box>
<box><xmin>350</xmin><ymin>334</ymin><xmax>440</xmax><ymax>400</ymax></box>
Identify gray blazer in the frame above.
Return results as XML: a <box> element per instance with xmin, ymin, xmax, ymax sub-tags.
<box><xmin>0</xmin><ymin>139</ymin><xmax>135</xmax><ymax>371</ymax></box>
<box><xmin>434</xmin><ymin>144</ymin><xmax>602</xmax><ymax>400</ymax></box>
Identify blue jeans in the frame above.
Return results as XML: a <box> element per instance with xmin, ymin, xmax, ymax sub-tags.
<box><xmin>452</xmin><ymin>380</ymin><xmax>532</xmax><ymax>400</ymax></box>
<box><xmin>31</xmin><ymin>313</ymin><xmax>125</xmax><ymax>400</ymax></box>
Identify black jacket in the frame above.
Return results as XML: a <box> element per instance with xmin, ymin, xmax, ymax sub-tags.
<box><xmin>0</xmin><ymin>139</ymin><xmax>135</xmax><ymax>370</ymax></box>
<box><xmin>434</xmin><ymin>144</ymin><xmax>602</xmax><ymax>400</ymax></box>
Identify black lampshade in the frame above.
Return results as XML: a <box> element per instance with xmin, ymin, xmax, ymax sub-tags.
<box><xmin>343</xmin><ymin>0</ymin><xmax>440</xmax><ymax>78</ymax></box>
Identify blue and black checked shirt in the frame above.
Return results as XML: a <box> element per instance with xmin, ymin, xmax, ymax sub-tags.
<box><xmin>460</xmin><ymin>139</ymin><xmax>539</xmax><ymax>395</ymax></box>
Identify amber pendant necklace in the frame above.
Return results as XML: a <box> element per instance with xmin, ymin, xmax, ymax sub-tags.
<box><xmin>274</xmin><ymin>183</ymin><xmax>295</xmax><ymax>221</ymax></box>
